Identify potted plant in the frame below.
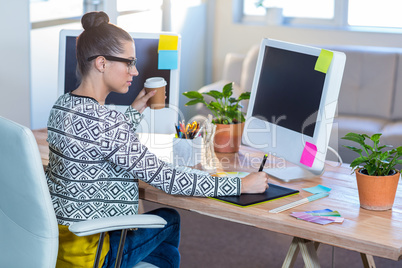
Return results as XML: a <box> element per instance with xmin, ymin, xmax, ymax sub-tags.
<box><xmin>342</xmin><ymin>132</ymin><xmax>402</xmax><ymax>210</ymax></box>
<box><xmin>183</xmin><ymin>82</ymin><xmax>250</xmax><ymax>153</ymax></box>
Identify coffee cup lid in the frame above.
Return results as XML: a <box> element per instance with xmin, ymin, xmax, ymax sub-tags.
<box><xmin>144</xmin><ymin>77</ymin><xmax>167</xmax><ymax>88</ymax></box>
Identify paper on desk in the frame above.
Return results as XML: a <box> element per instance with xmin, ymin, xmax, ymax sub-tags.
<box><xmin>302</xmin><ymin>184</ymin><xmax>331</xmax><ymax>194</ymax></box>
<box><xmin>291</xmin><ymin>209</ymin><xmax>344</xmax><ymax>225</ymax></box>
<box><xmin>303</xmin><ymin>209</ymin><xmax>344</xmax><ymax>223</ymax></box>
<box><xmin>291</xmin><ymin>212</ymin><xmax>334</xmax><ymax>225</ymax></box>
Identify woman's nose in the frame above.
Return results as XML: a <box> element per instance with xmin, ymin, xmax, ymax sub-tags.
<box><xmin>129</xmin><ymin>65</ymin><xmax>139</xmax><ymax>76</ymax></box>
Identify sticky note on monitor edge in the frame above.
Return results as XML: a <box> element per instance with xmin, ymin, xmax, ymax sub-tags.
<box><xmin>315</xmin><ymin>49</ymin><xmax>333</xmax><ymax>73</ymax></box>
<box><xmin>158</xmin><ymin>35</ymin><xmax>179</xmax><ymax>51</ymax></box>
<box><xmin>300</xmin><ymin>142</ymin><xmax>317</xmax><ymax>167</ymax></box>
<box><xmin>158</xmin><ymin>50</ymin><xmax>178</xmax><ymax>70</ymax></box>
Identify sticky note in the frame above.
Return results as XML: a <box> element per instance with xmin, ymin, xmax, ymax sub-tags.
<box><xmin>302</xmin><ymin>184</ymin><xmax>331</xmax><ymax>194</ymax></box>
<box><xmin>158</xmin><ymin>35</ymin><xmax>178</xmax><ymax>51</ymax></box>
<box><xmin>315</xmin><ymin>49</ymin><xmax>333</xmax><ymax>73</ymax></box>
<box><xmin>300</xmin><ymin>142</ymin><xmax>317</xmax><ymax>167</ymax></box>
<box><xmin>158</xmin><ymin>50</ymin><xmax>178</xmax><ymax>70</ymax></box>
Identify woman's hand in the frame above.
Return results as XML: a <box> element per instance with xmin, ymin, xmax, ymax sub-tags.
<box><xmin>241</xmin><ymin>172</ymin><xmax>269</xmax><ymax>194</ymax></box>
<box><xmin>130</xmin><ymin>88</ymin><xmax>156</xmax><ymax>113</ymax></box>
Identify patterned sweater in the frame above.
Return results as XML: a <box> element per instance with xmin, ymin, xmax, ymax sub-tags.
<box><xmin>46</xmin><ymin>93</ymin><xmax>241</xmax><ymax>225</ymax></box>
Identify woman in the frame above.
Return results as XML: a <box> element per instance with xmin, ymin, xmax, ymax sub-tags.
<box><xmin>45</xmin><ymin>11</ymin><xmax>269</xmax><ymax>268</ymax></box>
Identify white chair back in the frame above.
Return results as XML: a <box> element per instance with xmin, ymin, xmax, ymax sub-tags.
<box><xmin>0</xmin><ymin>117</ymin><xmax>58</xmax><ymax>268</ymax></box>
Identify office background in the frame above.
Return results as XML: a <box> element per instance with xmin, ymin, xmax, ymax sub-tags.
<box><xmin>2</xmin><ymin>1</ymin><xmax>402</xmax><ymax>267</ymax></box>
<box><xmin>2</xmin><ymin>0</ymin><xmax>402</xmax><ymax>130</ymax></box>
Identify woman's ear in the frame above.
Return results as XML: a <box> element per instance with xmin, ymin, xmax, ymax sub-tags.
<box><xmin>94</xmin><ymin>56</ymin><xmax>106</xmax><ymax>73</ymax></box>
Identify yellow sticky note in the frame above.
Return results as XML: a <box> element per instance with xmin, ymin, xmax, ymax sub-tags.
<box><xmin>315</xmin><ymin>49</ymin><xmax>333</xmax><ymax>73</ymax></box>
<box><xmin>158</xmin><ymin>35</ymin><xmax>178</xmax><ymax>51</ymax></box>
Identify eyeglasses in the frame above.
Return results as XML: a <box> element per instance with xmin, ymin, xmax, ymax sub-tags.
<box><xmin>87</xmin><ymin>55</ymin><xmax>137</xmax><ymax>72</ymax></box>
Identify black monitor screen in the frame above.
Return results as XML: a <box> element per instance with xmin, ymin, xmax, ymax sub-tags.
<box><xmin>251</xmin><ymin>46</ymin><xmax>326</xmax><ymax>137</ymax></box>
<box><xmin>64</xmin><ymin>36</ymin><xmax>171</xmax><ymax>106</ymax></box>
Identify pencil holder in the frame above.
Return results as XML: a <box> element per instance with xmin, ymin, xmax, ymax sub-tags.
<box><xmin>172</xmin><ymin>136</ymin><xmax>203</xmax><ymax>167</ymax></box>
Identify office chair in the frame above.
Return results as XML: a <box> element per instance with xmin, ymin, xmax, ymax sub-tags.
<box><xmin>0</xmin><ymin>116</ymin><xmax>166</xmax><ymax>268</ymax></box>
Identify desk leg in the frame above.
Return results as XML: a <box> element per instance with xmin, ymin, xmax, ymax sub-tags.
<box><xmin>282</xmin><ymin>237</ymin><xmax>321</xmax><ymax>268</ymax></box>
<box><xmin>360</xmin><ymin>253</ymin><xmax>376</xmax><ymax>268</ymax></box>
<box><xmin>282</xmin><ymin>237</ymin><xmax>300</xmax><ymax>267</ymax></box>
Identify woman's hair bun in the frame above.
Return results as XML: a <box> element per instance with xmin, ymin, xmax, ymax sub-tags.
<box><xmin>81</xmin><ymin>11</ymin><xmax>109</xmax><ymax>31</ymax></box>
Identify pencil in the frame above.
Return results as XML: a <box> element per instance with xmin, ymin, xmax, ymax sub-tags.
<box><xmin>175</xmin><ymin>124</ymin><xmax>181</xmax><ymax>138</ymax></box>
<box><xmin>258</xmin><ymin>154</ymin><xmax>268</xmax><ymax>172</ymax></box>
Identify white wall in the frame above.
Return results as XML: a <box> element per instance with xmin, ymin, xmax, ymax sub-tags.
<box><xmin>0</xmin><ymin>0</ymin><xmax>31</xmax><ymax>127</ymax></box>
<box><xmin>30</xmin><ymin>23</ymin><xmax>81</xmax><ymax>130</ymax></box>
<box><xmin>170</xmin><ymin>3</ymin><xmax>207</xmax><ymax>121</ymax></box>
<box><xmin>212</xmin><ymin>0</ymin><xmax>402</xmax><ymax>81</ymax></box>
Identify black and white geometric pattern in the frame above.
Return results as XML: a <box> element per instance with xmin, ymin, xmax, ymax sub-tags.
<box><xmin>46</xmin><ymin>93</ymin><xmax>241</xmax><ymax>225</ymax></box>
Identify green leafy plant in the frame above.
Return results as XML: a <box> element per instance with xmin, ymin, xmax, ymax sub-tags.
<box><xmin>342</xmin><ymin>132</ymin><xmax>402</xmax><ymax>176</ymax></box>
<box><xmin>255</xmin><ymin>0</ymin><xmax>266</xmax><ymax>8</ymax></box>
<box><xmin>183</xmin><ymin>82</ymin><xmax>250</xmax><ymax>125</ymax></box>
<box><xmin>255</xmin><ymin>0</ymin><xmax>279</xmax><ymax>8</ymax></box>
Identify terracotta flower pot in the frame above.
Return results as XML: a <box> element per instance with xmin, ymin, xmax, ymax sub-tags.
<box><xmin>213</xmin><ymin>122</ymin><xmax>245</xmax><ymax>153</ymax></box>
<box><xmin>355</xmin><ymin>168</ymin><xmax>400</xmax><ymax>211</ymax></box>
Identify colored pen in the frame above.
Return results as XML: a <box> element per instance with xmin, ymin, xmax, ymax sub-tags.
<box><xmin>179</xmin><ymin>120</ymin><xmax>187</xmax><ymax>139</ymax></box>
<box><xmin>193</xmin><ymin>126</ymin><xmax>203</xmax><ymax>138</ymax></box>
<box><xmin>175</xmin><ymin>124</ymin><xmax>181</xmax><ymax>137</ymax></box>
<box><xmin>258</xmin><ymin>154</ymin><xmax>268</xmax><ymax>172</ymax></box>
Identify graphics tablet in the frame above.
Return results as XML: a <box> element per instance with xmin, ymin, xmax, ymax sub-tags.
<box><xmin>212</xmin><ymin>172</ymin><xmax>299</xmax><ymax>207</ymax></box>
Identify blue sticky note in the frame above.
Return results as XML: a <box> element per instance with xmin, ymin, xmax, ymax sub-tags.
<box><xmin>158</xmin><ymin>50</ymin><xmax>178</xmax><ymax>70</ymax></box>
<box><xmin>302</xmin><ymin>184</ymin><xmax>332</xmax><ymax>194</ymax></box>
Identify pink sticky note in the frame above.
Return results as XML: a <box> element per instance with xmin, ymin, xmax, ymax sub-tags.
<box><xmin>300</xmin><ymin>142</ymin><xmax>317</xmax><ymax>167</ymax></box>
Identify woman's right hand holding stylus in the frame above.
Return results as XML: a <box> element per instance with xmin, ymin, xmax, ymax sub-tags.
<box><xmin>241</xmin><ymin>172</ymin><xmax>269</xmax><ymax>194</ymax></box>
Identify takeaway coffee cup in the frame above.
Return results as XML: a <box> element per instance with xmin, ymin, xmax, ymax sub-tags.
<box><xmin>144</xmin><ymin>77</ymin><xmax>167</xmax><ymax>110</ymax></box>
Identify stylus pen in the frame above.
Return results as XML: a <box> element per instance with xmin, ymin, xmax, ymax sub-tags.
<box><xmin>258</xmin><ymin>154</ymin><xmax>268</xmax><ymax>172</ymax></box>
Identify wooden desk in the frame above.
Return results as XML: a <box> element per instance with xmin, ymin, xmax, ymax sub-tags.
<box><xmin>33</xmin><ymin>129</ymin><xmax>402</xmax><ymax>267</ymax></box>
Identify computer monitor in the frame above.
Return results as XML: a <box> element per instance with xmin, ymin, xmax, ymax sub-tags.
<box><xmin>58</xmin><ymin>29</ymin><xmax>181</xmax><ymax>134</ymax></box>
<box><xmin>242</xmin><ymin>38</ymin><xmax>346</xmax><ymax>182</ymax></box>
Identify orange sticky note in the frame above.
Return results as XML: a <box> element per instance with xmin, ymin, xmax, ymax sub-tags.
<box><xmin>300</xmin><ymin>142</ymin><xmax>317</xmax><ymax>167</ymax></box>
<box><xmin>158</xmin><ymin>35</ymin><xmax>178</xmax><ymax>51</ymax></box>
<box><xmin>315</xmin><ymin>49</ymin><xmax>333</xmax><ymax>73</ymax></box>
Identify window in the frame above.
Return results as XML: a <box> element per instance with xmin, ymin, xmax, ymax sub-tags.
<box><xmin>242</xmin><ymin>0</ymin><xmax>402</xmax><ymax>30</ymax></box>
<box><xmin>348</xmin><ymin>0</ymin><xmax>402</xmax><ymax>28</ymax></box>
<box><xmin>117</xmin><ymin>0</ymin><xmax>163</xmax><ymax>12</ymax></box>
<box><xmin>116</xmin><ymin>0</ymin><xmax>163</xmax><ymax>32</ymax></box>
<box><xmin>280</xmin><ymin>0</ymin><xmax>334</xmax><ymax>19</ymax></box>
<box><xmin>30</xmin><ymin>0</ymin><xmax>83</xmax><ymax>28</ymax></box>
<box><xmin>245</xmin><ymin>0</ymin><xmax>334</xmax><ymax>19</ymax></box>
<box><xmin>30</xmin><ymin>0</ymin><xmax>164</xmax><ymax>30</ymax></box>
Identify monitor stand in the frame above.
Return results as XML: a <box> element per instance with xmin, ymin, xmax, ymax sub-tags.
<box><xmin>263</xmin><ymin>166</ymin><xmax>321</xmax><ymax>182</ymax></box>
